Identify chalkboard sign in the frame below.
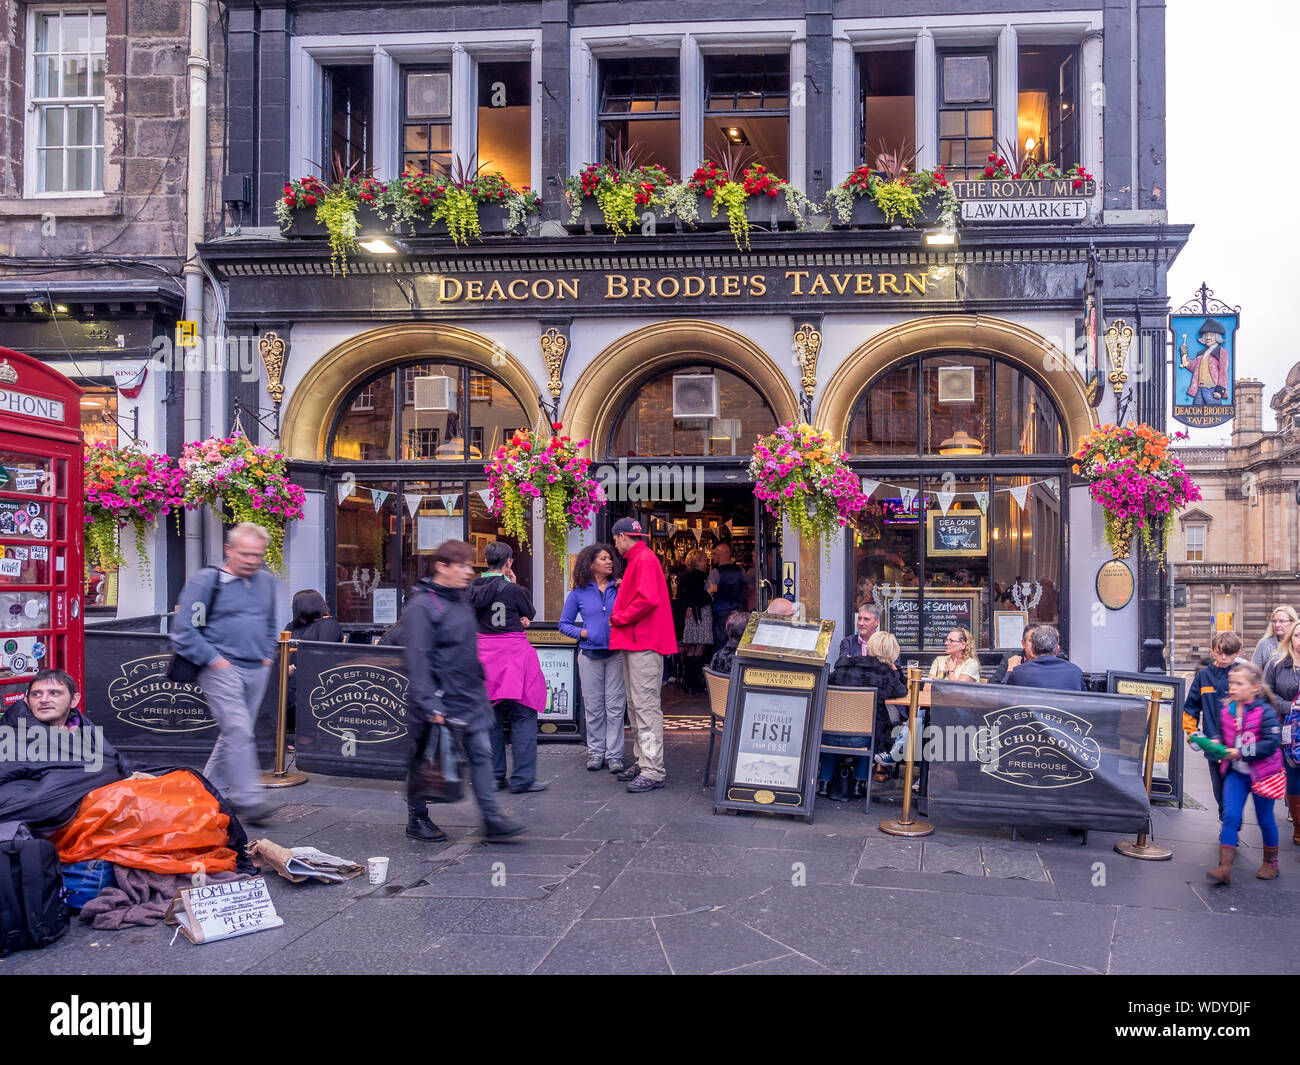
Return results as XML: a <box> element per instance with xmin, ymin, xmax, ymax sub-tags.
<box><xmin>1105</xmin><ymin>671</ymin><xmax>1186</xmax><ymax>802</ymax></box>
<box><xmin>927</xmin><ymin>512</ymin><xmax>986</xmax><ymax>556</ymax></box>
<box><xmin>885</xmin><ymin>591</ymin><xmax>980</xmax><ymax>649</ymax></box>
<box><xmin>165</xmin><ymin>876</ymin><xmax>283</xmax><ymax>944</ymax></box>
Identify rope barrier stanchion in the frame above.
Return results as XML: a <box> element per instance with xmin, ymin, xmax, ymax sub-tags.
<box><xmin>1114</xmin><ymin>689</ymin><xmax>1172</xmax><ymax>860</ymax></box>
<box><xmin>879</xmin><ymin>665</ymin><xmax>934</xmax><ymax>838</ymax></box>
<box><xmin>262</xmin><ymin>630</ymin><xmax>308</xmax><ymax>788</ymax></box>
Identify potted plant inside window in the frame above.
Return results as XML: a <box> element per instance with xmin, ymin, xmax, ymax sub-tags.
<box><xmin>825</xmin><ymin>140</ymin><xmax>955</xmax><ymax>229</ymax></box>
<box><xmin>564</xmin><ymin>142</ymin><xmax>674</xmax><ymax>239</ymax></box>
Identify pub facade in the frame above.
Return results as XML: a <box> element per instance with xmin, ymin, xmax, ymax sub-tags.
<box><xmin>197</xmin><ymin>0</ymin><xmax>1185</xmax><ymax>676</ymax></box>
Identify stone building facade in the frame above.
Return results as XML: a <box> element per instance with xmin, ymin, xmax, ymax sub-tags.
<box><xmin>1170</xmin><ymin>372</ymin><xmax>1300</xmax><ymax>672</ymax></box>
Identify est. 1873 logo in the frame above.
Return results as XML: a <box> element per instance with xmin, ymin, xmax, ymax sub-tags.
<box><xmin>107</xmin><ymin>655</ymin><xmax>215</xmax><ymax>732</ymax></box>
<box><xmin>980</xmin><ymin>705</ymin><xmax>1102</xmax><ymax>789</ymax></box>
<box><xmin>308</xmin><ymin>664</ymin><xmax>410</xmax><ymax>743</ymax></box>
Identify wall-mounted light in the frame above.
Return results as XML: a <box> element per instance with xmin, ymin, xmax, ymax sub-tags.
<box><xmin>922</xmin><ymin>225</ymin><xmax>958</xmax><ymax>248</ymax></box>
<box><xmin>359</xmin><ymin>235</ymin><xmax>407</xmax><ymax>255</ymax></box>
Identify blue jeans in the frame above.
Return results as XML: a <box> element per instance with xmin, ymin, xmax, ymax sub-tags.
<box><xmin>490</xmin><ymin>699</ymin><xmax>538</xmax><ymax>790</ymax></box>
<box><xmin>819</xmin><ymin>734</ymin><xmax>871</xmax><ymax>783</ymax></box>
<box><xmin>1220</xmin><ymin>769</ymin><xmax>1278</xmax><ymax>848</ymax></box>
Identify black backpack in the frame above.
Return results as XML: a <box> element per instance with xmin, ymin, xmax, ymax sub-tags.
<box><xmin>0</xmin><ymin>821</ymin><xmax>70</xmax><ymax>956</ymax></box>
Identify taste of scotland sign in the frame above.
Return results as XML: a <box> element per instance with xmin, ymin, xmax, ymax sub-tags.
<box><xmin>950</xmin><ymin>178</ymin><xmax>1096</xmax><ymax>224</ymax></box>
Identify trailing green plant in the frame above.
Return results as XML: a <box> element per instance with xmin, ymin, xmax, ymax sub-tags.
<box><xmin>826</xmin><ymin>138</ymin><xmax>955</xmax><ymax>227</ymax></box>
<box><xmin>565</xmin><ymin>142</ymin><xmax>673</xmax><ymax>238</ymax></box>
<box><xmin>377</xmin><ymin>168</ymin><xmax>449</xmax><ymax>228</ymax></box>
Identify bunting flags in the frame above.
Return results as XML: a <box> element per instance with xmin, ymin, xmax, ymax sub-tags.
<box><xmin>934</xmin><ymin>490</ymin><xmax>955</xmax><ymax>515</ymax></box>
<box><xmin>404</xmin><ymin>493</ymin><xmax>422</xmax><ymax>518</ymax></box>
<box><xmin>371</xmin><ymin>489</ymin><xmax>390</xmax><ymax>512</ymax></box>
<box><xmin>899</xmin><ymin>486</ymin><xmax>918</xmax><ymax>512</ymax></box>
<box><xmin>1010</xmin><ymin>484</ymin><xmax>1030</xmax><ymax>511</ymax></box>
<box><xmin>974</xmin><ymin>491</ymin><xmax>989</xmax><ymax>514</ymax></box>
<box><xmin>440</xmin><ymin>493</ymin><xmax>461</xmax><ymax>514</ymax></box>
<box><xmin>337</xmin><ymin>480</ymin><xmax>354</xmax><ymax>505</ymax></box>
<box><xmin>476</xmin><ymin>489</ymin><xmax>493</xmax><ymax>508</ymax></box>
<box><xmin>860</xmin><ymin>477</ymin><xmax>880</xmax><ymax>499</ymax></box>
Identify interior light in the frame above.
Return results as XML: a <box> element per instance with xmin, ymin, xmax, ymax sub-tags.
<box><xmin>939</xmin><ymin>430</ymin><xmax>983</xmax><ymax>456</ymax></box>
<box><xmin>1024</xmin><ymin>137</ymin><xmax>1036</xmax><ymax>153</ymax></box>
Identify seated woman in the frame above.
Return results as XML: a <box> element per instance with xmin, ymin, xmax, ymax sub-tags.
<box><xmin>819</xmin><ymin>632</ymin><xmax>906</xmax><ymax>799</ymax></box>
<box><xmin>708</xmin><ymin>611</ymin><xmax>752</xmax><ymax>677</ymax></box>
<box><xmin>875</xmin><ymin>626</ymin><xmax>979</xmax><ymax>771</ymax></box>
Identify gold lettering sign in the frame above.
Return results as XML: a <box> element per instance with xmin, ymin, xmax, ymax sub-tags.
<box><xmin>527</xmin><ymin>630</ymin><xmax>577</xmax><ymax>645</ymax></box>
<box><xmin>742</xmin><ymin>668</ymin><xmax>815</xmax><ymax>690</ymax></box>
<box><xmin>1115</xmin><ymin>679</ymin><xmax>1174</xmax><ymax>700</ymax></box>
<box><xmin>1096</xmin><ymin>559</ymin><xmax>1135</xmax><ymax>611</ymax></box>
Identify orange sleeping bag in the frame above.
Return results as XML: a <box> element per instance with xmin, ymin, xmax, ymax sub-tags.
<box><xmin>48</xmin><ymin>770</ymin><xmax>238</xmax><ymax>874</ymax></box>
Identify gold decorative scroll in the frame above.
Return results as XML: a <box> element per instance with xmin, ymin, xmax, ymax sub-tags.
<box><xmin>1105</xmin><ymin>318</ymin><xmax>1134</xmax><ymax>397</ymax></box>
<box><xmin>258</xmin><ymin>332</ymin><xmax>287</xmax><ymax>405</ymax></box>
<box><xmin>540</xmin><ymin>327</ymin><xmax>568</xmax><ymax>399</ymax></box>
<box><xmin>794</xmin><ymin>322</ymin><xmax>822</xmax><ymax>399</ymax></box>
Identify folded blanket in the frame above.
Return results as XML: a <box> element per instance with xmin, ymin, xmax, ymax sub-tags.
<box><xmin>79</xmin><ymin>865</ymin><xmax>242</xmax><ymax>930</ymax></box>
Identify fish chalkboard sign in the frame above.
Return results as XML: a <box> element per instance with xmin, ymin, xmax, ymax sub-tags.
<box><xmin>927</xmin><ymin>512</ymin><xmax>986</xmax><ymax>556</ymax></box>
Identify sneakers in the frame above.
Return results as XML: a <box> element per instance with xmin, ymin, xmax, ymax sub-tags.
<box><xmin>626</xmin><ymin>775</ymin><xmax>665</xmax><ymax>793</ymax></box>
<box><xmin>405</xmin><ymin>812</ymin><xmax>448</xmax><ymax>842</ymax></box>
<box><xmin>873</xmin><ymin>750</ymin><xmax>901</xmax><ymax>768</ymax></box>
<box><xmin>616</xmin><ymin>763</ymin><xmax>641</xmax><ymax>782</ymax></box>
<box><xmin>586</xmin><ymin>755</ymin><xmax>605</xmax><ymax>771</ymax></box>
<box><xmin>607</xmin><ymin>759</ymin><xmax>625</xmax><ymax>774</ymax></box>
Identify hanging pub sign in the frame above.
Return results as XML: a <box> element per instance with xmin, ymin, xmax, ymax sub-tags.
<box><xmin>713</xmin><ymin>613</ymin><xmax>835</xmax><ymax>822</ymax></box>
<box><xmin>950</xmin><ymin>178</ymin><xmax>1096</xmax><ymax>223</ymax></box>
<box><xmin>1171</xmin><ymin>282</ymin><xmax>1240</xmax><ymax>428</ymax></box>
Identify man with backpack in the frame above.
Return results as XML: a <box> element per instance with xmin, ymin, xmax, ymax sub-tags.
<box><xmin>401</xmin><ymin>539</ymin><xmax>525</xmax><ymax>842</ymax></box>
<box><xmin>171</xmin><ymin>523</ymin><xmax>280</xmax><ymax>824</ymax></box>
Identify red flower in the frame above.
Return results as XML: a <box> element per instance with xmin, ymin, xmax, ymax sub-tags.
<box><xmin>552</xmin><ymin>422</ymin><xmax>563</xmax><ymax>431</ymax></box>
<box><xmin>1073</xmin><ymin>178</ymin><xmax>1083</xmax><ymax>189</ymax></box>
<box><xmin>984</xmin><ymin>166</ymin><xmax>995</xmax><ymax>178</ymax></box>
<box><xmin>305</xmin><ymin>194</ymin><xmax>317</xmax><ymax>205</ymax></box>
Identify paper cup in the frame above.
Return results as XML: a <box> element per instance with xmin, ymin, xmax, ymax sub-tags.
<box><xmin>367</xmin><ymin>857</ymin><xmax>390</xmax><ymax>885</ymax></box>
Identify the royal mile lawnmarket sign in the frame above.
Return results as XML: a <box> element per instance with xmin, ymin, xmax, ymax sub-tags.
<box><xmin>950</xmin><ymin>178</ymin><xmax>1096</xmax><ymax>223</ymax></box>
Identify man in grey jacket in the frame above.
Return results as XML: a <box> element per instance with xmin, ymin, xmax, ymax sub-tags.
<box><xmin>172</xmin><ymin>523</ymin><xmax>280</xmax><ymax>821</ymax></box>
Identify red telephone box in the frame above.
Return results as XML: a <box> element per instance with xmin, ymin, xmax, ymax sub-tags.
<box><xmin>0</xmin><ymin>346</ymin><xmax>85</xmax><ymax>705</ymax></box>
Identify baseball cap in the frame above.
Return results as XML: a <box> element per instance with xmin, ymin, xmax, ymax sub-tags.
<box><xmin>611</xmin><ymin>517</ymin><xmax>649</xmax><ymax>538</ymax></box>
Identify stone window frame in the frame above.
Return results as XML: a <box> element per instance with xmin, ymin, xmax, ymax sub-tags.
<box><xmin>571</xmin><ymin>20</ymin><xmax>808</xmax><ymax>190</ymax></box>
<box><xmin>289</xmin><ymin>30</ymin><xmax>542</xmax><ymax>188</ymax></box>
<box><xmin>1185</xmin><ymin>522</ymin><xmax>1206</xmax><ymax>563</ymax></box>
<box><xmin>20</xmin><ymin>2</ymin><xmax>109</xmax><ymax>202</ymax></box>
<box><xmin>830</xmin><ymin>10</ymin><xmax>1103</xmax><ymax>202</ymax></box>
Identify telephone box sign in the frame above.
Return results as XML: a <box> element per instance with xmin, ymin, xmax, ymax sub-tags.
<box><xmin>0</xmin><ymin>387</ymin><xmax>64</xmax><ymax>422</ymax></box>
<box><xmin>1171</xmin><ymin>283</ymin><xmax>1240</xmax><ymax>429</ymax></box>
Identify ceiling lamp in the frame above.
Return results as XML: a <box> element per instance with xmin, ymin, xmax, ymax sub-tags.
<box><xmin>724</xmin><ymin>126</ymin><xmax>748</xmax><ymax>145</ymax></box>
<box><xmin>939</xmin><ymin>430</ymin><xmax>983</xmax><ymax>456</ymax></box>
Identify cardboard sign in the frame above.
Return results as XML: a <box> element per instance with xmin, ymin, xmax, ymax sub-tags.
<box><xmin>165</xmin><ymin>876</ymin><xmax>283</xmax><ymax>944</ymax></box>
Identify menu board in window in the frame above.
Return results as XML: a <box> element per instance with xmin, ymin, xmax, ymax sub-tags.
<box><xmin>926</xmin><ymin>512</ymin><xmax>986</xmax><ymax>556</ymax></box>
<box><xmin>884</xmin><ymin>590</ymin><xmax>980</xmax><ymax>649</ymax></box>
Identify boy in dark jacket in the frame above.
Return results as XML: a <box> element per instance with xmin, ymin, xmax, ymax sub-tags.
<box><xmin>1182</xmin><ymin>630</ymin><xmax>1246</xmax><ymax>821</ymax></box>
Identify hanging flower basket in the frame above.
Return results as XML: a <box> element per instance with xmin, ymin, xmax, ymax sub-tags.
<box><xmin>486</xmin><ymin>424</ymin><xmax>604</xmax><ymax>566</ymax></box>
<box><xmin>749</xmin><ymin>422</ymin><xmax>868</xmax><ymax>551</ymax></box>
<box><xmin>83</xmin><ymin>441</ymin><xmax>184</xmax><ymax>585</ymax></box>
<box><xmin>1072</xmin><ymin>422</ymin><xmax>1201</xmax><ymax>569</ymax></box>
<box><xmin>178</xmin><ymin>435</ymin><xmax>307</xmax><ymax>575</ymax></box>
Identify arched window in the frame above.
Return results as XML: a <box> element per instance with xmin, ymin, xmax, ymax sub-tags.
<box><xmin>607</xmin><ymin>364</ymin><xmax>776</xmax><ymax>458</ymax></box>
<box><xmin>326</xmin><ymin>361</ymin><xmax>532</xmax><ymax>628</ymax></box>
<box><xmin>847</xmin><ymin>354</ymin><xmax>1063</xmax><ymax>457</ymax></box>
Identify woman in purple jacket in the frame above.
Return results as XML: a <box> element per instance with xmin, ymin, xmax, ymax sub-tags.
<box><xmin>1207</xmin><ymin>662</ymin><xmax>1284</xmax><ymax>885</ymax></box>
<box><xmin>560</xmin><ymin>544</ymin><xmax>626</xmax><ymax>774</ymax></box>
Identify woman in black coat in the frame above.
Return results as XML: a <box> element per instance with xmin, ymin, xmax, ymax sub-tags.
<box><xmin>285</xmin><ymin>589</ymin><xmax>344</xmax><ymax>739</ymax></box>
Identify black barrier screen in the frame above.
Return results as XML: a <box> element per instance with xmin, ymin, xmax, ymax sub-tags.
<box><xmin>292</xmin><ymin>641</ymin><xmax>412</xmax><ymax>779</ymax></box>
<box><xmin>83</xmin><ymin>631</ymin><xmax>277</xmax><ymax>766</ymax></box>
<box><xmin>924</xmin><ymin>680</ymin><xmax>1152</xmax><ymax>833</ymax></box>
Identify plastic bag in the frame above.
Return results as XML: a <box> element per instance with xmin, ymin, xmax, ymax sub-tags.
<box><xmin>47</xmin><ymin>771</ymin><xmax>237</xmax><ymax>874</ymax></box>
<box><xmin>407</xmin><ymin>721</ymin><xmax>465</xmax><ymax>805</ymax></box>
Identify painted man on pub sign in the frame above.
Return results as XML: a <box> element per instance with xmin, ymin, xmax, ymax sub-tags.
<box><xmin>1180</xmin><ymin>318</ymin><xmax>1230</xmax><ymax>406</ymax></box>
<box><xmin>1172</xmin><ymin>310</ymin><xmax>1238</xmax><ymax>428</ymax></box>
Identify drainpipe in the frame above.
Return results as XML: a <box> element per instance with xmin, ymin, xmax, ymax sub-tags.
<box><xmin>183</xmin><ymin>0</ymin><xmax>210</xmax><ymax>574</ymax></box>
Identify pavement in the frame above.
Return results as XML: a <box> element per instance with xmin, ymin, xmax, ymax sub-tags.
<box><xmin>6</xmin><ymin>732</ymin><xmax>1299</xmax><ymax>976</ymax></box>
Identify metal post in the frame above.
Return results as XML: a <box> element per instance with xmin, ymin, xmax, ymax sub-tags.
<box><xmin>262</xmin><ymin>630</ymin><xmax>308</xmax><ymax>787</ymax></box>
<box><xmin>1114</xmin><ymin>689</ymin><xmax>1172</xmax><ymax>859</ymax></box>
<box><xmin>879</xmin><ymin>666</ymin><xmax>935</xmax><ymax>837</ymax></box>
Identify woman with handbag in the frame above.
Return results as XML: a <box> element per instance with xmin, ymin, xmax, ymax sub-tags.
<box><xmin>1263</xmin><ymin>620</ymin><xmax>1300</xmax><ymax>843</ymax></box>
<box><xmin>1208</xmin><ymin>662</ymin><xmax>1285</xmax><ymax>884</ymax></box>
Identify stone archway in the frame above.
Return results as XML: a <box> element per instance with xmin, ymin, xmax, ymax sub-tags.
<box><xmin>560</xmin><ymin>319</ymin><xmax>801</xmax><ymax>454</ymax></box>
<box><xmin>816</xmin><ymin>315</ymin><xmax>1099</xmax><ymax>449</ymax></box>
<box><xmin>280</xmin><ymin>322</ymin><xmax>542</xmax><ymax>461</ymax></box>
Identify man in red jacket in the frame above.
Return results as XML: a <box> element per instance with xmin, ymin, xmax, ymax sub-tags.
<box><xmin>609</xmin><ymin>517</ymin><xmax>678</xmax><ymax>792</ymax></box>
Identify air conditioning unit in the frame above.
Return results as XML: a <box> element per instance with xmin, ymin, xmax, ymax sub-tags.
<box><xmin>413</xmin><ymin>375</ymin><xmax>456</xmax><ymax>411</ymax></box>
<box><xmin>672</xmin><ymin>373</ymin><xmax>719</xmax><ymax>419</ymax></box>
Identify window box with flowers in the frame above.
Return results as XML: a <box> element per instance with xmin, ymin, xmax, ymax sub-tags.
<box><xmin>826</xmin><ymin>147</ymin><xmax>956</xmax><ymax>229</ymax></box>
<box><xmin>275</xmin><ymin>175</ymin><xmax>389</xmax><ymax>274</ymax></box>
<box><xmin>663</xmin><ymin>155</ymin><xmax>818</xmax><ymax>251</ymax></box>
<box><xmin>380</xmin><ymin>163</ymin><xmax>540</xmax><ymax>245</ymax></box>
<box><xmin>564</xmin><ymin>158</ymin><xmax>674</xmax><ymax>238</ymax></box>
<box><xmin>980</xmin><ymin>145</ymin><xmax>1094</xmax><ymax>189</ymax></box>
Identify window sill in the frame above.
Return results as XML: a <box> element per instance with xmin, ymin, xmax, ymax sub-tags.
<box><xmin>0</xmin><ymin>195</ymin><xmax>123</xmax><ymax>219</ymax></box>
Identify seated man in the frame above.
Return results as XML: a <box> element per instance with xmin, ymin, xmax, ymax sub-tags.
<box><xmin>1002</xmin><ymin>625</ymin><xmax>1084</xmax><ymax>691</ymax></box>
<box><xmin>993</xmin><ymin>624</ymin><xmax>1038</xmax><ymax>684</ymax></box>
<box><xmin>837</xmin><ymin>604</ymin><xmax>882</xmax><ymax>660</ymax></box>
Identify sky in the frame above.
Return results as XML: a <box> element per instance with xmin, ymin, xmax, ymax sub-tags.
<box><xmin>1166</xmin><ymin>0</ymin><xmax>1300</xmax><ymax>441</ymax></box>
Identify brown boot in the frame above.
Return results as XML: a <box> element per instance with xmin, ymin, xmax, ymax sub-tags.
<box><xmin>1257</xmin><ymin>845</ymin><xmax>1280</xmax><ymax>880</ymax></box>
<box><xmin>1287</xmin><ymin>796</ymin><xmax>1300</xmax><ymax>846</ymax></box>
<box><xmin>1207</xmin><ymin>844</ymin><xmax>1236</xmax><ymax>885</ymax></box>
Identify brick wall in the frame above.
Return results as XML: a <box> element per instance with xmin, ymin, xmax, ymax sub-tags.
<box><xmin>0</xmin><ymin>0</ymin><xmax>224</xmax><ymax>276</ymax></box>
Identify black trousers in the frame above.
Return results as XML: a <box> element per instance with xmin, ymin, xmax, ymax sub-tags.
<box><xmin>490</xmin><ymin>699</ymin><xmax>538</xmax><ymax>790</ymax></box>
